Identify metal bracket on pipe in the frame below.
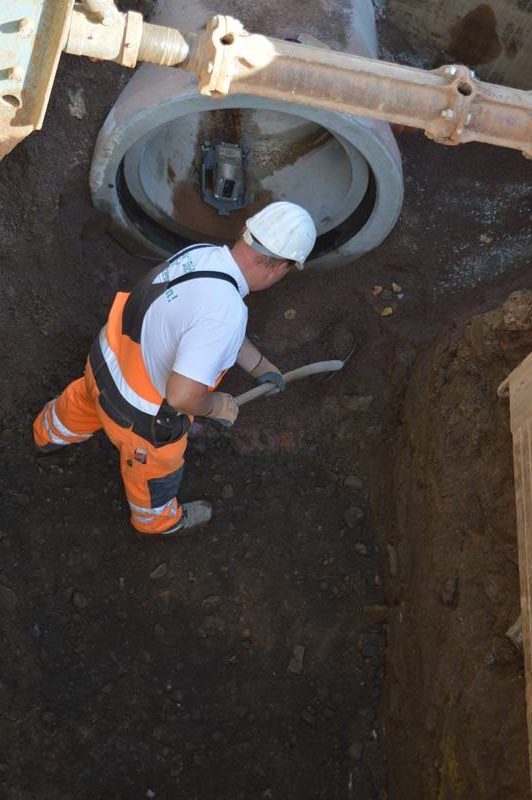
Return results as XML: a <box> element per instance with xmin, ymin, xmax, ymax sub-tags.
<box><xmin>186</xmin><ymin>15</ymin><xmax>275</xmax><ymax>96</ymax></box>
<box><xmin>185</xmin><ymin>15</ymin><xmax>532</xmax><ymax>159</ymax></box>
<box><xmin>1</xmin><ymin>7</ymin><xmax>531</xmax><ymax>161</ymax></box>
<box><xmin>427</xmin><ymin>64</ymin><xmax>477</xmax><ymax>147</ymax></box>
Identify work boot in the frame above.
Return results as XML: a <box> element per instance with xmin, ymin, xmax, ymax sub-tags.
<box><xmin>35</xmin><ymin>443</ymin><xmax>65</xmax><ymax>455</ymax></box>
<box><xmin>159</xmin><ymin>501</ymin><xmax>213</xmax><ymax>537</ymax></box>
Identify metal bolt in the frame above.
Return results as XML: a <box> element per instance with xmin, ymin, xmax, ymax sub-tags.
<box><xmin>470</xmin><ymin>69</ymin><xmax>476</xmax><ymax>78</ymax></box>
<box><xmin>465</xmin><ymin>113</ymin><xmax>472</xmax><ymax>127</ymax></box>
<box><xmin>441</xmin><ymin>108</ymin><xmax>454</xmax><ymax>119</ymax></box>
<box><xmin>445</xmin><ymin>66</ymin><xmax>457</xmax><ymax>78</ymax></box>
<box><xmin>8</xmin><ymin>66</ymin><xmax>24</xmax><ymax>83</ymax></box>
<box><xmin>18</xmin><ymin>17</ymin><xmax>34</xmax><ymax>37</ymax></box>
<box><xmin>100</xmin><ymin>11</ymin><xmax>117</xmax><ymax>26</ymax></box>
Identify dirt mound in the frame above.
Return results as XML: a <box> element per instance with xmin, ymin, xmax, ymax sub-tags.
<box><xmin>381</xmin><ymin>294</ymin><xmax>532</xmax><ymax>799</ymax></box>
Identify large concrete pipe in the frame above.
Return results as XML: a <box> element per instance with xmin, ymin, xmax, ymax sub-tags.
<box><xmin>90</xmin><ymin>0</ymin><xmax>404</xmax><ymax>269</ymax></box>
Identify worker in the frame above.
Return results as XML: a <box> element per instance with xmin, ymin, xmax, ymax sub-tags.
<box><xmin>33</xmin><ymin>202</ymin><xmax>317</xmax><ymax>537</ymax></box>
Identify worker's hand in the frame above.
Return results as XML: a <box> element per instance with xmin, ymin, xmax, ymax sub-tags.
<box><xmin>251</xmin><ymin>356</ymin><xmax>286</xmax><ymax>396</ymax></box>
<box><xmin>204</xmin><ymin>392</ymin><xmax>239</xmax><ymax>428</ymax></box>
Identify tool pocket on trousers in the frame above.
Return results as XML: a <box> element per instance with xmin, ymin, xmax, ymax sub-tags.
<box><xmin>151</xmin><ymin>411</ymin><xmax>190</xmax><ymax>448</ymax></box>
<box><xmin>148</xmin><ymin>467</ymin><xmax>184</xmax><ymax>507</ymax></box>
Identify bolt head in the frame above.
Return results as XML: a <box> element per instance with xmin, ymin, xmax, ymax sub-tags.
<box><xmin>18</xmin><ymin>17</ymin><xmax>34</xmax><ymax>37</ymax></box>
<box><xmin>8</xmin><ymin>66</ymin><xmax>24</xmax><ymax>82</ymax></box>
<box><xmin>441</xmin><ymin>108</ymin><xmax>454</xmax><ymax>119</ymax></box>
<box><xmin>445</xmin><ymin>66</ymin><xmax>457</xmax><ymax>77</ymax></box>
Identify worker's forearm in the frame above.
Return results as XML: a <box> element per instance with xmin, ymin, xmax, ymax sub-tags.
<box><xmin>169</xmin><ymin>391</ymin><xmax>237</xmax><ymax>426</ymax></box>
<box><xmin>167</xmin><ymin>393</ymin><xmax>214</xmax><ymax>417</ymax></box>
<box><xmin>237</xmin><ymin>337</ymin><xmax>262</xmax><ymax>373</ymax></box>
<box><xmin>237</xmin><ymin>337</ymin><xmax>282</xmax><ymax>381</ymax></box>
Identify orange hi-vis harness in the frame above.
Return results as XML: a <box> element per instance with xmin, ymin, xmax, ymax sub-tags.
<box><xmin>89</xmin><ymin>250</ymin><xmax>239</xmax><ymax>447</ymax></box>
<box><xmin>34</xmin><ymin>246</ymin><xmax>240</xmax><ymax>534</ymax></box>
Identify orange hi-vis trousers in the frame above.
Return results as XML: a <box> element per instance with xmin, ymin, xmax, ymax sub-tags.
<box><xmin>33</xmin><ymin>362</ymin><xmax>187</xmax><ymax>534</ymax></box>
<box><xmin>33</xmin><ymin>259</ymin><xmax>237</xmax><ymax>535</ymax></box>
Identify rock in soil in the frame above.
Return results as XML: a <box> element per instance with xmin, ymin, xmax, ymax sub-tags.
<box><xmin>0</xmin><ymin>585</ymin><xmax>18</xmax><ymax>615</ymax></box>
<box><xmin>344</xmin><ymin>506</ymin><xmax>364</xmax><ymax>529</ymax></box>
<box><xmin>287</xmin><ymin>645</ymin><xmax>306</xmax><ymax>675</ymax></box>
<box><xmin>149</xmin><ymin>563</ymin><xmax>168</xmax><ymax>581</ymax></box>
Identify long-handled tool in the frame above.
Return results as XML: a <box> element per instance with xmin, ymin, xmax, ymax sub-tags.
<box><xmin>235</xmin><ymin>358</ymin><xmax>346</xmax><ymax>407</ymax></box>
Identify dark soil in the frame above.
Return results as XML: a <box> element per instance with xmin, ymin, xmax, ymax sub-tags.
<box><xmin>380</xmin><ymin>299</ymin><xmax>532</xmax><ymax>799</ymax></box>
<box><xmin>0</xmin><ymin>11</ymin><xmax>531</xmax><ymax>800</ymax></box>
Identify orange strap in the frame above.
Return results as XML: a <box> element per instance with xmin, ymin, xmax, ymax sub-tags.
<box><xmin>106</xmin><ymin>292</ymin><xmax>163</xmax><ymax>406</ymax></box>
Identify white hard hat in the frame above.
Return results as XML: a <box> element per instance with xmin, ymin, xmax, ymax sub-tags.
<box><xmin>243</xmin><ymin>201</ymin><xmax>317</xmax><ymax>270</ymax></box>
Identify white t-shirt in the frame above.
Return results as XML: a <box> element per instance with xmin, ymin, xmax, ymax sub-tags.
<box><xmin>141</xmin><ymin>245</ymin><xmax>249</xmax><ymax>395</ymax></box>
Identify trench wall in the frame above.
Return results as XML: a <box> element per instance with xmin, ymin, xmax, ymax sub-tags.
<box><xmin>380</xmin><ymin>299</ymin><xmax>532</xmax><ymax>799</ymax></box>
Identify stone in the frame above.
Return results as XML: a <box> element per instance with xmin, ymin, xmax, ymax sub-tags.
<box><xmin>336</xmin><ymin>417</ymin><xmax>358</xmax><ymax>442</ymax></box>
<box><xmin>387</xmin><ymin>544</ymin><xmax>398</xmax><ymax>577</ymax></box>
<box><xmin>355</xmin><ymin>542</ymin><xmax>368</xmax><ymax>555</ymax></box>
<box><xmin>342</xmin><ymin>395</ymin><xmax>374</xmax><ymax>412</ymax></box>
<box><xmin>490</xmin><ymin>636</ymin><xmax>520</xmax><ymax>665</ymax></box>
<box><xmin>287</xmin><ymin>644</ymin><xmax>306</xmax><ymax>675</ymax></box>
<box><xmin>152</xmin><ymin>725</ymin><xmax>166</xmax><ymax>741</ymax></box>
<box><xmin>331</xmin><ymin>323</ymin><xmax>355</xmax><ymax>360</ymax></box>
<box><xmin>348</xmin><ymin>741</ymin><xmax>363</xmax><ymax>761</ymax></box>
<box><xmin>440</xmin><ymin>577</ymin><xmax>459</xmax><ymax>607</ymax></box>
<box><xmin>150</xmin><ymin>563</ymin><xmax>168</xmax><ymax>581</ymax></box>
<box><xmin>321</xmin><ymin>396</ymin><xmax>342</xmax><ymax>423</ymax></box>
<box><xmin>344</xmin><ymin>475</ymin><xmax>364</xmax><ymax>490</ymax></box>
<box><xmin>503</xmin><ymin>290</ymin><xmax>532</xmax><ymax>330</ymax></box>
<box><xmin>506</xmin><ymin>615</ymin><xmax>523</xmax><ymax>652</ymax></box>
<box><xmin>344</xmin><ymin>506</ymin><xmax>364</xmax><ymax>528</ymax></box>
<box><xmin>221</xmin><ymin>484</ymin><xmax>235</xmax><ymax>499</ymax></box>
<box><xmin>72</xmin><ymin>592</ymin><xmax>89</xmax><ymax>609</ymax></box>
<box><xmin>202</xmin><ymin>595</ymin><xmax>223</xmax><ymax>611</ymax></box>
<box><xmin>0</xmin><ymin>585</ymin><xmax>18</xmax><ymax>615</ymax></box>
<box><xmin>197</xmin><ymin>616</ymin><xmax>226</xmax><ymax>638</ymax></box>
<box><xmin>364</xmin><ymin>605</ymin><xmax>389</xmax><ymax>624</ymax></box>
<box><xmin>154</xmin><ymin>624</ymin><xmax>166</xmax><ymax>639</ymax></box>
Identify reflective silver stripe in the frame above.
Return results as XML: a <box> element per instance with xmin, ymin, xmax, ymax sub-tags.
<box><xmin>99</xmin><ymin>327</ymin><xmax>160</xmax><ymax>416</ymax></box>
<box><xmin>43</xmin><ymin>404</ymin><xmax>69</xmax><ymax>446</ymax></box>
<box><xmin>129</xmin><ymin>499</ymin><xmax>178</xmax><ymax>519</ymax></box>
<box><xmin>51</xmin><ymin>404</ymin><xmax>92</xmax><ymax>441</ymax></box>
<box><xmin>131</xmin><ymin>511</ymin><xmax>155</xmax><ymax>524</ymax></box>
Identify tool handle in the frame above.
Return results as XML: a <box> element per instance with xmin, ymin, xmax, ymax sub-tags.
<box><xmin>235</xmin><ymin>359</ymin><xmax>344</xmax><ymax>407</ymax></box>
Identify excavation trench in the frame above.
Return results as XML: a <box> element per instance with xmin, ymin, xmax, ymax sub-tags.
<box><xmin>0</xmin><ymin>2</ymin><xmax>532</xmax><ymax>797</ymax></box>
<box><xmin>376</xmin><ymin>298</ymin><xmax>532</xmax><ymax>799</ymax></box>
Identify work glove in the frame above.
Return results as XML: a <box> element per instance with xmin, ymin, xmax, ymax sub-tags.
<box><xmin>250</xmin><ymin>356</ymin><xmax>286</xmax><ymax>396</ymax></box>
<box><xmin>204</xmin><ymin>392</ymin><xmax>239</xmax><ymax>428</ymax></box>
<box><xmin>237</xmin><ymin>338</ymin><xmax>286</xmax><ymax>397</ymax></box>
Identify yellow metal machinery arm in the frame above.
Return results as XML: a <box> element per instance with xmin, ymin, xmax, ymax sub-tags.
<box><xmin>0</xmin><ymin>2</ymin><xmax>531</xmax><ymax>160</ymax></box>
